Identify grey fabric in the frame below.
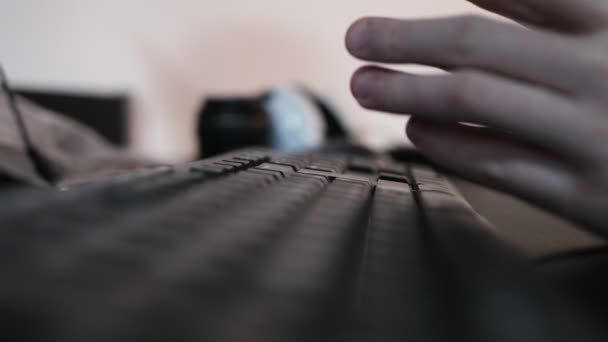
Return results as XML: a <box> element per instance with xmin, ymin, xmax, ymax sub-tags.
<box><xmin>0</xmin><ymin>95</ymin><xmax>146</xmax><ymax>186</ymax></box>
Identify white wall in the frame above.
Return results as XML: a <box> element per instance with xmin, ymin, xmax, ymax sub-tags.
<box><xmin>0</xmin><ymin>0</ymin><xmax>486</xmax><ymax>162</ymax></box>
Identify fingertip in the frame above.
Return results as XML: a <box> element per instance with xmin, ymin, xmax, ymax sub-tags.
<box><xmin>351</xmin><ymin>65</ymin><xmax>398</xmax><ymax>109</ymax></box>
<box><xmin>406</xmin><ymin>118</ymin><xmax>462</xmax><ymax>161</ymax></box>
<box><xmin>350</xmin><ymin>66</ymin><xmax>376</xmax><ymax>106</ymax></box>
<box><xmin>406</xmin><ymin>117</ymin><xmax>433</xmax><ymax>147</ymax></box>
<box><xmin>346</xmin><ymin>17</ymin><xmax>375</xmax><ymax>57</ymax></box>
<box><xmin>406</xmin><ymin>119</ymin><xmax>469</xmax><ymax>178</ymax></box>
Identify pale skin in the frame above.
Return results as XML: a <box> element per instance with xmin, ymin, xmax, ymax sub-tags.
<box><xmin>345</xmin><ymin>0</ymin><xmax>608</xmax><ymax>236</ymax></box>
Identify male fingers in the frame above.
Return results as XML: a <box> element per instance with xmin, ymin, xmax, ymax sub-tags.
<box><xmin>346</xmin><ymin>16</ymin><xmax>595</xmax><ymax>93</ymax></box>
<box><xmin>405</xmin><ymin>117</ymin><xmax>577</xmax><ymax>223</ymax></box>
<box><xmin>351</xmin><ymin>66</ymin><xmax>588</xmax><ymax>157</ymax></box>
<box><xmin>467</xmin><ymin>0</ymin><xmax>608</xmax><ymax>33</ymax></box>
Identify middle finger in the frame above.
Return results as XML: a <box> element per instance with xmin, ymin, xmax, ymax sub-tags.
<box><xmin>351</xmin><ymin>66</ymin><xmax>590</xmax><ymax>157</ymax></box>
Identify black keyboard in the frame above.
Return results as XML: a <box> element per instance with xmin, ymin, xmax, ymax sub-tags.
<box><xmin>0</xmin><ymin>148</ymin><xmax>600</xmax><ymax>342</ymax></box>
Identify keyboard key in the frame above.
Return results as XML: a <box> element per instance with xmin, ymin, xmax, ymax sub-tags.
<box><xmin>190</xmin><ymin>163</ymin><xmax>234</xmax><ymax>175</ymax></box>
<box><xmin>254</xmin><ymin>163</ymin><xmax>296</xmax><ymax>177</ymax></box>
<box><xmin>349</xmin><ymin>157</ymin><xmax>379</xmax><ymax>174</ymax></box>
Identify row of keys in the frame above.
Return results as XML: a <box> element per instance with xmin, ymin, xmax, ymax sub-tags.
<box><xmin>190</xmin><ymin>149</ymin><xmax>270</xmax><ymax>175</ymax></box>
<box><xmin>349</xmin><ymin>157</ymin><xmax>407</xmax><ymax>176</ymax></box>
<box><xmin>355</xmin><ymin>180</ymin><xmax>440</xmax><ymax>341</ymax></box>
<box><xmin>217</xmin><ymin>179</ymin><xmax>372</xmax><ymax>342</ymax></box>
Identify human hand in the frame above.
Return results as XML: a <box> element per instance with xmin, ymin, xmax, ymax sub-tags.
<box><xmin>346</xmin><ymin>0</ymin><xmax>608</xmax><ymax>235</ymax></box>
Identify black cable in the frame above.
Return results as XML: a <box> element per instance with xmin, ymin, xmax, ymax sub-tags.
<box><xmin>0</xmin><ymin>63</ymin><xmax>57</xmax><ymax>185</ymax></box>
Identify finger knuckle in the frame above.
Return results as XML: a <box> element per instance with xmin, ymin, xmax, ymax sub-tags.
<box><xmin>585</xmin><ymin>113</ymin><xmax>608</xmax><ymax>153</ymax></box>
<box><xmin>449</xmin><ymin>72</ymin><xmax>482</xmax><ymax>110</ymax></box>
<box><xmin>582</xmin><ymin>49</ymin><xmax>608</xmax><ymax>87</ymax></box>
<box><xmin>451</xmin><ymin>15</ymin><xmax>486</xmax><ymax>63</ymax></box>
<box><xmin>386</xmin><ymin>23</ymin><xmax>406</xmax><ymax>60</ymax></box>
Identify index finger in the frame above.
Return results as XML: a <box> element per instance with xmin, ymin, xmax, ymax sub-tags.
<box><xmin>345</xmin><ymin>16</ymin><xmax>591</xmax><ymax>93</ymax></box>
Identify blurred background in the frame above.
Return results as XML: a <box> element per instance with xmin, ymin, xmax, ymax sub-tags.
<box><xmin>0</xmin><ymin>0</ymin><xmax>604</xmax><ymax>254</ymax></box>
<box><xmin>0</xmin><ymin>0</ymin><xmax>490</xmax><ymax>162</ymax></box>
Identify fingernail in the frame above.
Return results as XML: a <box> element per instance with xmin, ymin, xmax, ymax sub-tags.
<box><xmin>351</xmin><ymin>69</ymin><xmax>374</xmax><ymax>106</ymax></box>
<box><xmin>346</xmin><ymin>18</ymin><xmax>371</xmax><ymax>55</ymax></box>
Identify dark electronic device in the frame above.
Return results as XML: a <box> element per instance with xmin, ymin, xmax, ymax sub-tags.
<box><xmin>197</xmin><ymin>87</ymin><xmax>350</xmax><ymax>158</ymax></box>
<box><xmin>0</xmin><ymin>148</ymin><xmax>605</xmax><ymax>341</ymax></box>
<box><xmin>198</xmin><ymin>98</ymin><xmax>270</xmax><ymax>158</ymax></box>
<box><xmin>1</xmin><ymin>62</ymin><xmax>607</xmax><ymax>342</ymax></box>
<box><xmin>16</xmin><ymin>89</ymin><xmax>128</xmax><ymax>146</ymax></box>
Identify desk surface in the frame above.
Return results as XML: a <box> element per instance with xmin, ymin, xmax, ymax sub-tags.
<box><xmin>453</xmin><ymin>178</ymin><xmax>607</xmax><ymax>259</ymax></box>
